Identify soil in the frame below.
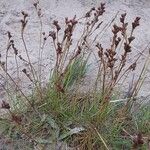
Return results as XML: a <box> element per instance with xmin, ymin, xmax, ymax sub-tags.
<box><xmin>0</xmin><ymin>0</ymin><xmax>150</xmax><ymax>113</ymax></box>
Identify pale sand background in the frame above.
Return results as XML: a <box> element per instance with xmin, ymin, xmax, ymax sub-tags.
<box><xmin>0</xmin><ymin>0</ymin><xmax>150</xmax><ymax>101</ymax></box>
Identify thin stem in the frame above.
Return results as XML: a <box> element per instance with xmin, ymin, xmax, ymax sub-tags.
<box><xmin>21</xmin><ymin>30</ymin><xmax>38</xmax><ymax>86</ymax></box>
<box><xmin>94</xmin><ymin>127</ymin><xmax>110</xmax><ymax>150</ymax></box>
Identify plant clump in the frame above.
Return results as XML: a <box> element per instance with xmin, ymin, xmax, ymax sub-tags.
<box><xmin>0</xmin><ymin>2</ymin><xmax>149</xmax><ymax>150</ymax></box>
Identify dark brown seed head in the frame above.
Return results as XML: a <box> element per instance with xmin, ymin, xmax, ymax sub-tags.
<box><xmin>0</xmin><ymin>61</ymin><xmax>5</xmax><ymax>68</ymax></box>
<box><xmin>115</xmin><ymin>37</ymin><xmax>121</xmax><ymax>47</ymax></box>
<box><xmin>65</xmin><ymin>17</ymin><xmax>68</xmax><ymax>24</ymax></box>
<box><xmin>13</xmin><ymin>47</ymin><xmax>18</xmax><ymax>55</ymax></box>
<box><xmin>57</xmin><ymin>42</ymin><xmax>62</xmax><ymax>54</ymax></box>
<box><xmin>21</xmin><ymin>19</ymin><xmax>24</xmax><ymax>24</ymax></box>
<box><xmin>53</xmin><ymin>20</ymin><xmax>58</xmax><ymax>25</ymax></box>
<box><xmin>1</xmin><ymin>100</ymin><xmax>10</xmax><ymax>109</ymax></box>
<box><xmin>101</xmin><ymin>3</ymin><xmax>105</xmax><ymax>9</ymax></box>
<box><xmin>112</xmin><ymin>24</ymin><xmax>122</xmax><ymax>34</ymax></box>
<box><xmin>91</xmin><ymin>7</ymin><xmax>95</xmax><ymax>11</ymax></box>
<box><xmin>22</xmin><ymin>68</ymin><xmax>27</xmax><ymax>74</ymax></box>
<box><xmin>132</xmin><ymin>17</ymin><xmax>140</xmax><ymax>30</ymax></box>
<box><xmin>21</xmin><ymin>11</ymin><xmax>25</xmax><ymax>16</ymax></box>
<box><xmin>96</xmin><ymin>43</ymin><xmax>103</xmax><ymax>50</ymax></box>
<box><xmin>129</xmin><ymin>62</ymin><xmax>136</xmax><ymax>71</ymax></box>
<box><xmin>133</xmin><ymin>133</ymin><xmax>144</xmax><ymax>148</ymax></box>
<box><xmin>120</xmin><ymin>13</ymin><xmax>126</xmax><ymax>23</ymax></box>
<box><xmin>49</xmin><ymin>31</ymin><xmax>56</xmax><ymax>41</ymax></box>
<box><xmin>124</xmin><ymin>43</ymin><xmax>131</xmax><ymax>52</ymax></box>
<box><xmin>38</xmin><ymin>8</ymin><xmax>42</xmax><ymax>17</ymax></box>
<box><xmin>104</xmin><ymin>51</ymin><xmax>108</xmax><ymax>58</ymax></box>
<box><xmin>55</xmin><ymin>82</ymin><xmax>65</xmax><ymax>93</ymax></box>
<box><xmin>71</xmin><ymin>19</ymin><xmax>78</xmax><ymax>26</ymax></box>
<box><xmin>107</xmin><ymin>61</ymin><xmax>115</xmax><ymax>68</ymax></box>
<box><xmin>98</xmin><ymin>51</ymin><xmax>103</xmax><ymax>58</ymax></box>
<box><xmin>11</xmin><ymin>114</ymin><xmax>22</xmax><ymax>124</ymax></box>
<box><xmin>10</xmin><ymin>40</ymin><xmax>14</xmax><ymax>43</ymax></box>
<box><xmin>53</xmin><ymin>20</ymin><xmax>61</xmax><ymax>31</ymax></box>
<box><xmin>97</xmin><ymin>3</ymin><xmax>105</xmax><ymax>16</ymax></box>
<box><xmin>76</xmin><ymin>46</ymin><xmax>81</xmax><ymax>55</ymax></box>
<box><xmin>96</xmin><ymin>43</ymin><xmax>103</xmax><ymax>58</ymax></box>
<box><xmin>85</xmin><ymin>11</ymin><xmax>91</xmax><ymax>18</ymax></box>
<box><xmin>7</xmin><ymin>31</ymin><xmax>12</xmax><ymax>39</ymax></box>
<box><xmin>21</xmin><ymin>11</ymin><xmax>28</xmax><ymax>18</ymax></box>
<box><xmin>33</xmin><ymin>2</ymin><xmax>38</xmax><ymax>9</ymax></box>
<box><xmin>128</xmin><ymin>36</ymin><xmax>135</xmax><ymax>44</ymax></box>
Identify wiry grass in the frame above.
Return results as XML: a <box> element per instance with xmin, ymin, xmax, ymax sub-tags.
<box><xmin>0</xmin><ymin>1</ymin><xmax>149</xmax><ymax>150</ymax></box>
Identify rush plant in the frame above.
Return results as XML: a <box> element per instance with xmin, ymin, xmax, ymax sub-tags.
<box><xmin>0</xmin><ymin>2</ymin><xmax>149</xmax><ymax>150</ymax></box>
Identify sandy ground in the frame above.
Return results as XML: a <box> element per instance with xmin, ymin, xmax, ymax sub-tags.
<box><xmin>0</xmin><ymin>0</ymin><xmax>150</xmax><ymax>101</ymax></box>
